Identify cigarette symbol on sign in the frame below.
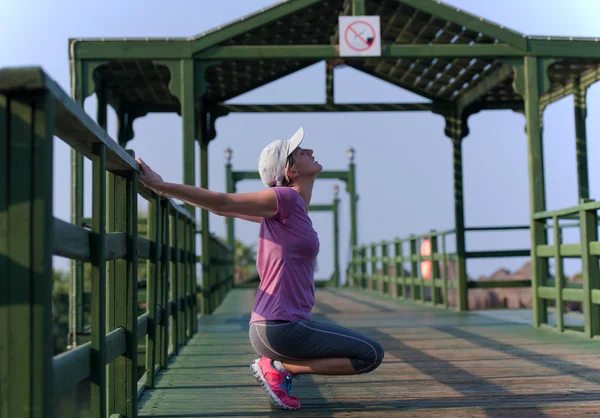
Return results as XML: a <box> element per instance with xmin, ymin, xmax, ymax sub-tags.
<box><xmin>344</xmin><ymin>20</ymin><xmax>377</xmax><ymax>52</ymax></box>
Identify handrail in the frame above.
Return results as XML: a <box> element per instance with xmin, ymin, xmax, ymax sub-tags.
<box><xmin>0</xmin><ymin>66</ymin><xmax>234</xmax><ymax>418</ymax></box>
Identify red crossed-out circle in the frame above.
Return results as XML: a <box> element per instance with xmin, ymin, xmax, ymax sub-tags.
<box><xmin>344</xmin><ymin>20</ymin><xmax>377</xmax><ymax>52</ymax></box>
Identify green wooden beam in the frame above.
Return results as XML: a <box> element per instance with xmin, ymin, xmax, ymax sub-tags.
<box><xmin>192</xmin><ymin>0</ymin><xmax>322</xmax><ymax>54</ymax></box>
<box><xmin>218</xmin><ymin>103</ymin><xmax>433</xmax><ymax>113</ymax></box>
<box><xmin>233</xmin><ymin>170</ymin><xmax>348</xmax><ymax>183</ymax></box>
<box><xmin>70</xmin><ymin>39</ymin><xmax>192</xmax><ymax>60</ymax></box>
<box><xmin>397</xmin><ymin>0</ymin><xmax>528</xmax><ymax>50</ymax></box>
<box><xmin>528</xmin><ymin>38</ymin><xmax>600</xmax><ymax>58</ymax></box>
<box><xmin>195</xmin><ymin>43</ymin><xmax>525</xmax><ymax>60</ymax></box>
<box><xmin>309</xmin><ymin>204</ymin><xmax>334</xmax><ymax>211</ymax></box>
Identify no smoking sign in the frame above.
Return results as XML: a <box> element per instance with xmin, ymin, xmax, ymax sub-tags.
<box><xmin>339</xmin><ymin>16</ymin><xmax>381</xmax><ymax>57</ymax></box>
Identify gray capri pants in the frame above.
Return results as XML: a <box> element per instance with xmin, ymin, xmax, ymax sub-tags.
<box><xmin>249</xmin><ymin>320</ymin><xmax>384</xmax><ymax>374</ymax></box>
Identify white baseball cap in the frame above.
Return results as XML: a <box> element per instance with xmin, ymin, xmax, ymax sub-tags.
<box><xmin>258</xmin><ymin>127</ymin><xmax>304</xmax><ymax>187</ymax></box>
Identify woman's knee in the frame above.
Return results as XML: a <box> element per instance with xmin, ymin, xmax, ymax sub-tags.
<box><xmin>352</xmin><ymin>339</ymin><xmax>384</xmax><ymax>374</ymax></box>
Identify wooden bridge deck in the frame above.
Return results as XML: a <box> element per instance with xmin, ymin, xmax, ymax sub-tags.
<box><xmin>138</xmin><ymin>288</ymin><xmax>600</xmax><ymax>417</ymax></box>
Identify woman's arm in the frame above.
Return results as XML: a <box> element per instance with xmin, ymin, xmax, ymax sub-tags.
<box><xmin>136</xmin><ymin>158</ymin><xmax>276</xmax><ymax>220</ymax></box>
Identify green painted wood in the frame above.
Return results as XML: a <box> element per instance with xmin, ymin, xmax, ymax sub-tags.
<box><xmin>52</xmin><ymin>342</ymin><xmax>91</xmax><ymax>399</ymax></box>
<box><xmin>468</xmin><ymin>280</ymin><xmax>532</xmax><ymax>289</ymax></box>
<box><xmin>53</xmin><ymin>218</ymin><xmax>91</xmax><ymax>260</ymax></box>
<box><xmin>325</xmin><ymin>61</ymin><xmax>334</xmax><ymax>105</ymax></box>
<box><xmin>573</xmin><ymin>79</ymin><xmax>589</xmax><ymax>200</ymax></box>
<box><xmin>466</xmin><ymin>249</ymin><xmax>531</xmax><ymax>258</ymax></box>
<box><xmin>181</xmin><ymin>59</ymin><xmax>196</xmax><ymax>218</ymax></box>
<box><xmin>553</xmin><ymin>217</ymin><xmax>565</xmax><ymax>333</ymax></box>
<box><xmin>178</xmin><ymin>216</ymin><xmax>186</xmax><ymax>348</ymax></box>
<box><xmin>351</xmin><ymin>0</ymin><xmax>365</xmax><ymax>15</ymax></box>
<box><xmin>145</xmin><ymin>197</ymin><xmax>160</xmax><ymax>388</ymax></box>
<box><xmin>31</xmin><ymin>93</ymin><xmax>55</xmax><ymax>417</ymax></box>
<box><xmin>0</xmin><ymin>94</ymin><xmax>8</xmax><ymax>418</ymax></box>
<box><xmin>528</xmin><ymin>38</ymin><xmax>600</xmax><ymax>58</ymax></box>
<box><xmin>394</xmin><ymin>240</ymin><xmax>404</xmax><ymax>299</ymax></box>
<box><xmin>523</xmin><ymin>56</ymin><xmax>549</xmax><ymax>327</ymax></box>
<box><xmin>449</xmin><ymin>123</ymin><xmax>468</xmax><ymax>312</ymax></box>
<box><xmin>199</xmin><ymin>111</ymin><xmax>212</xmax><ymax>315</ymax></box>
<box><xmin>170</xmin><ymin>212</ymin><xmax>180</xmax><ymax>354</ymax></box>
<box><xmin>90</xmin><ymin>142</ymin><xmax>107</xmax><ymax>418</ymax></box>
<box><xmin>219</xmin><ymin>103</ymin><xmax>435</xmax><ymax>113</ymax></box>
<box><xmin>332</xmin><ymin>197</ymin><xmax>340</xmax><ymax>287</ymax></box>
<box><xmin>195</xmin><ymin>44</ymin><xmax>525</xmax><ymax>60</ymax></box>
<box><xmin>579</xmin><ymin>205</ymin><xmax>600</xmax><ymax>338</ymax></box>
<box><xmin>430</xmin><ymin>234</ymin><xmax>441</xmax><ymax>306</ymax></box>
<box><xmin>348</xmin><ymin>161</ymin><xmax>357</xmax><ymax>251</ymax></box>
<box><xmin>5</xmin><ymin>94</ymin><xmax>51</xmax><ymax>417</ymax></box>
<box><xmin>158</xmin><ymin>203</ymin><xmax>170</xmax><ymax>369</ymax></box>
<box><xmin>106</xmin><ymin>171</ymin><xmax>126</xmax><ymax>414</ymax></box>
<box><xmin>71</xmin><ymin>60</ymin><xmax>86</xmax><ymax>347</ymax></box>
<box><xmin>440</xmin><ymin>234</ymin><xmax>449</xmax><ymax>308</ymax></box>
<box><xmin>409</xmin><ymin>237</ymin><xmax>418</xmax><ymax>301</ymax></box>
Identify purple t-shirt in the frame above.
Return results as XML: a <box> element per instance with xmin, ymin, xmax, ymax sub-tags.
<box><xmin>250</xmin><ymin>187</ymin><xmax>320</xmax><ymax>324</ymax></box>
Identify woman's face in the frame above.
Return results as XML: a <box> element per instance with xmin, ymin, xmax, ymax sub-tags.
<box><xmin>290</xmin><ymin>146</ymin><xmax>323</xmax><ymax>178</ymax></box>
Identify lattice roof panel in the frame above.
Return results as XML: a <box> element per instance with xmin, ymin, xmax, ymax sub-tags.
<box><xmin>75</xmin><ymin>0</ymin><xmax>600</xmax><ymax>114</ymax></box>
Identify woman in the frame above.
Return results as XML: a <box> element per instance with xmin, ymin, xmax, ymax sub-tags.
<box><xmin>136</xmin><ymin>127</ymin><xmax>384</xmax><ymax>410</ymax></box>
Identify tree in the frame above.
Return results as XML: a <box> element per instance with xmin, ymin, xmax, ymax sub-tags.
<box><xmin>230</xmin><ymin>239</ymin><xmax>257</xmax><ymax>283</ymax></box>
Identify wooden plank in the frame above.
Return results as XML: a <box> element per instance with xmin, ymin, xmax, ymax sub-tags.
<box><xmin>53</xmin><ymin>218</ymin><xmax>91</xmax><ymax>260</ymax></box>
<box><xmin>52</xmin><ymin>342</ymin><xmax>91</xmax><ymax>399</ymax></box>
<box><xmin>138</xmin><ymin>288</ymin><xmax>600</xmax><ymax>417</ymax></box>
<box><xmin>90</xmin><ymin>141</ymin><xmax>107</xmax><ymax>418</ymax></box>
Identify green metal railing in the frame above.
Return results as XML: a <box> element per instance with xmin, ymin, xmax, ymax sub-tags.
<box><xmin>533</xmin><ymin>199</ymin><xmax>600</xmax><ymax>338</ymax></box>
<box><xmin>0</xmin><ymin>67</ymin><xmax>234</xmax><ymax>418</ymax></box>
<box><xmin>348</xmin><ymin>226</ymin><xmax>533</xmax><ymax>309</ymax></box>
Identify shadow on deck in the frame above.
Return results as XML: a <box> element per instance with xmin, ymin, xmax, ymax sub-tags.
<box><xmin>138</xmin><ymin>288</ymin><xmax>600</xmax><ymax>417</ymax></box>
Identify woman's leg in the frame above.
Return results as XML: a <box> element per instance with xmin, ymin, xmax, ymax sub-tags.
<box><xmin>250</xmin><ymin>319</ymin><xmax>384</xmax><ymax>376</ymax></box>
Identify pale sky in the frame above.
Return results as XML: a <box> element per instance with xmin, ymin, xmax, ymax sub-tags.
<box><xmin>2</xmin><ymin>0</ymin><xmax>600</xmax><ymax>281</ymax></box>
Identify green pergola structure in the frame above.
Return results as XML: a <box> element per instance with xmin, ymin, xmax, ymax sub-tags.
<box><xmin>225</xmin><ymin>148</ymin><xmax>344</xmax><ymax>286</ymax></box>
<box><xmin>69</xmin><ymin>0</ymin><xmax>599</xmax><ymax>320</ymax></box>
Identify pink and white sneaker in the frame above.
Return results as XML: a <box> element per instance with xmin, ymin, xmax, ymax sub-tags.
<box><xmin>250</xmin><ymin>357</ymin><xmax>300</xmax><ymax>410</ymax></box>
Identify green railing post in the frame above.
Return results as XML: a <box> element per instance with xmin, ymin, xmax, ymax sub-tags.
<box><xmin>580</xmin><ymin>201</ymin><xmax>600</xmax><ymax>338</ymax></box>
<box><xmin>409</xmin><ymin>235</ymin><xmax>418</xmax><ymax>301</ymax></box>
<box><xmin>91</xmin><ymin>142</ymin><xmax>107</xmax><ymax>418</ymax></box>
<box><xmin>430</xmin><ymin>232</ymin><xmax>440</xmax><ymax>306</ymax></box>
<box><xmin>360</xmin><ymin>246</ymin><xmax>367</xmax><ymax>289</ymax></box>
<box><xmin>70</xmin><ymin>62</ymin><xmax>85</xmax><ymax>348</ymax></box>
<box><xmin>225</xmin><ymin>149</ymin><xmax>235</xmax><ymax>250</ymax></box>
<box><xmin>159</xmin><ymin>202</ymin><xmax>170</xmax><ymax>369</ymax></box>
<box><xmin>1</xmin><ymin>91</ymin><xmax>55</xmax><ymax>417</ymax></box>
<box><xmin>441</xmin><ymin>233</ymin><xmax>449</xmax><ymax>308</ymax></box>
<box><xmin>381</xmin><ymin>241</ymin><xmax>389</xmax><ymax>296</ymax></box>
<box><xmin>370</xmin><ymin>243</ymin><xmax>377</xmax><ymax>292</ymax></box>
<box><xmin>553</xmin><ymin>216</ymin><xmax>564</xmax><ymax>333</ymax></box>
<box><xmin>145</xmin><ymin>196</ymin><xmax>160</xmax><ymax>387</ymax></box>
<box><xmin>178</xmin><ymin>216</ymin><xmax>186</xmax><ymax>347</ymax></box>
<box><xmin>394</xmin><ymin>239</ymin><xmax>404</xmax><ymax>299</ymax></box>
<box><xmin>170</xmin><ymin>211</ymin><xmax>180</xmax><ymax>354</ymax></box>
<box><xmin>348</xmin><ymin>149</ymin><xmax>358</xmax><ymax>251</ymax></box>
<box><xmin>333</xmin><ymin>190</ymin><xmax>340</xmax><ymax>287</ymax></box>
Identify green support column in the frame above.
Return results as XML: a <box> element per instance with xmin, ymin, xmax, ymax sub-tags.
<box><xmin>225</xmin><ymin>148</ymin><xmax>235</xmax><ymax>249</ymax></box>
<box><xmin>512</xmin><ymin>57</ymin><xmax>553</xmax><ymax>327</ymax></box>
<box><xmin>347</xmin><ymin>148</ymin><xmax>358</xmax><ymax>253</ymax></box>
<box><xmin>573</xmin><ymin>79</ymin><xmax>589</xmax><ymax>200</ymax></box>
<box><xmin>332</xmin><ymin>186</ymin><xmax>340</xmax><ymax>287</ymax></box>
<box><xmin>444</xmin><ymin>110</ymin><xmax>469</xmax><ymax>312</ymax></box>
<box><xmin>70</xmin><ymin>62</ymin><xmax>85</xmax><ymax>348</ymax></box>
<box><xmin>326</xmin><ymin>61</ymin><xmax>334</xmax><ymax>105</ymax></box>
<box><xmin>198</xmin><ymin>104</ymin><xmax>212</xmax><ymax>314</ymax></box>
<box><xmin>181</xmin><ymin>59</ymin><xmax>196</xmax><ymax>216</ymax></box>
